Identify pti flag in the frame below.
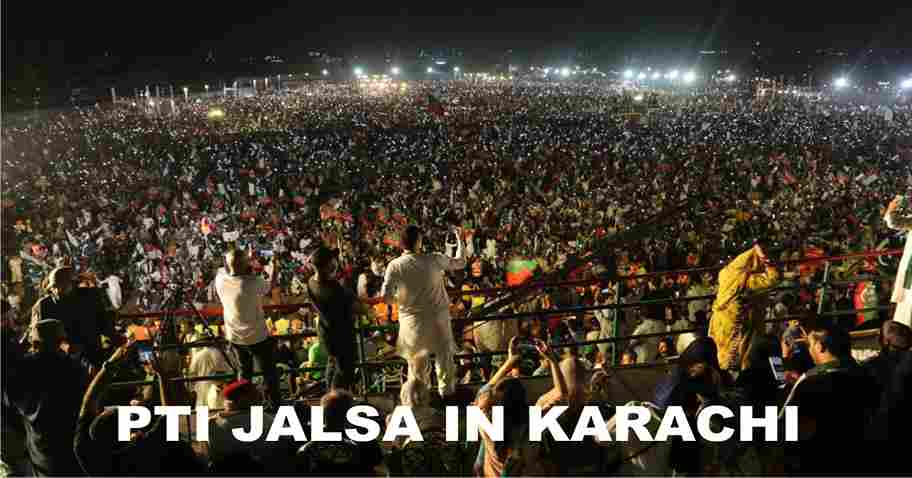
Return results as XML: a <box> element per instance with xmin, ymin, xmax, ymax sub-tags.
<box><xmin>506</xmin><ymin>257</ymin><xmax>538</xmax><ymax>287</ymax></box>
<box><xmin>427</xmin><ymin>94</ymin><xmax>446</xmax><ymax>118</ymax></box>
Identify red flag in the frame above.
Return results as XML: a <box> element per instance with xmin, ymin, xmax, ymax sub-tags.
<box><xmin>427</xmin><ymin>94</ymin><xmax>446</xmax><ymax>118</ymax></box>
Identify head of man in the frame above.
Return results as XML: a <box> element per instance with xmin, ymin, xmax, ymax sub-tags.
<box><xmin>400</xmin><ymin>225</ymin><xmax>423</xmax><ymax>253</ymax></box>
<box><xmin>320</xmin><ymin>388</ymin><xmax>355</xmax><ymax>432</ymax></box>
<box><xmin>48</xmin><ymin>266</ymin><xmax>75</xmax><ymax>298</ymax></box>
<box><xmin>310</xmin><ymin>246</ymin><xmax>339</xmax><ymax>277</ymax></box>
<box><xmin>224</xmin><ymin>249</ymin><xmax>251</xmax><ymax>276</ymax></box>
<box><xmin>370</xmin><ymin>257</ymin><xmax>385</xmax><ymax>276</ymax></box>
<box><xmin>880</xmin><ymin>320</ymin><xmax>911</xmax><ymax>353</ymax></box>
<box><xmin>805</xmin><ymin>320</ymin><xmax>851</xmax><ymax>366</ymax></box>
<box><xmin>33</xmin><ymin>318</ymin><xmax>66</xmax><ymax>352</ymax></box>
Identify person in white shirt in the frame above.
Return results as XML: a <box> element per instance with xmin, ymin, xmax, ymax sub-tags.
<box><xmin>885</xmin><ymin>195</ymin><xmax>912</xmax><ymax>326</ymax></box>
<box><xmin>381</xmin><ymin>224</ymin><xmax>465</xmax><ymax>397</ymax></box>
<box><xmin>188</xmin><ymin>345</ymin><xmax>232</xmax><ymax>407</ymax></box>
<box><xmin>214</xmin><ymin>248</ymin><xmax>280</xmax><ymax>408</ymax></box>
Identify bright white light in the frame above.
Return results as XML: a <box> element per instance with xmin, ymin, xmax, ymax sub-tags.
<box><xmin>684</xmin><ymin>71</ymin><xmax>697</xmax><ymax>83</ymax></box>
<box><xmin>901</xmin><ymin>78</ymin><xmax>912</xmax><ymax>89</ymax></box>
<box><xmin>634</xmin><ymin>94</ymin><xmax>644</xmax><ymax>102</ymax></box>
<box><xmin>544</xmin><ymin>68</ymin><xmax>551</xmax><ymax>74</ymax></box>
<box><xmin>623</xmin><ymin>69</ymin><xmax>633</xmax><ymax>78</ymax></box>
<box><xmin>391</xmin><ymin>67</ymin><xmax>400</xmax><ymax>75</ymax></box>
<box><xmin>651</xmin><ymin>72</ymin><xmax>661</xmax><ymax>80</ymax></box>
<box><xmin>637</xmin><ymin>72</ymin><xmax>647</xmax><ymax>80</ymax></box>
<box><xmin>454</xmin><ymin>66</ymin><xmax>460</xmax><ymax>73</ymax></box>
<box><xmin>726</xmin><ymin>74</ymin><xmax>736</xmax><ymax>82</ymax></box>
<box><xmin>354</xmin><ymin>67</ymin><xmax>364</xmax><ymax>77</ymax></box>
<box><xmin>668</xmin><ymin>70</ymin><xmax>679</xmax><ymax>79</ymax></box>
<box><xmin>427</xmin><ymin>67</ymin><xmax>435</xmax><ymax>74</ymax></box>
<box><xmin>834</xmin><ymin>77</ymin><xmax>848</xmax><ymax>88</ymax></box>
<box><xmin>561</xmin><ymin>67</ymin><xmax>570</xmax><ymax>77</ymax></box>
<box><xmin>322</xmin><ymin>69</ymin><xmax>329</xmax><ymax>76</ymax></box>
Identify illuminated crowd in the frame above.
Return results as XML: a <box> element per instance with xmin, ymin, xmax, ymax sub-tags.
<box><xmin>2</xmin><ymin>78</ymin><xmax>912</xmax><ymax>476</ymax></box>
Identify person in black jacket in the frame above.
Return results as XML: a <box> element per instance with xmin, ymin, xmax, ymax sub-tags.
<box><xmin>27</xmin><ymin>266</ymin><xmax>112</xmax><ymax>370</ymax></box>
<box><xmin>4</xmin><ymin>319</ymin><xmax>88</xmax><ymax>476</ymax></box>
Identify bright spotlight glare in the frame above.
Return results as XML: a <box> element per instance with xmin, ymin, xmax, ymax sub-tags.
<box><xmin>354</xmin><ymin>67</ymin><xmax>364</xmax><ymax>77</ymax></box>
<box><xmin>683</xmin><ymin>71</ymin><xmax>697</xmax><ymax>83</ymax></box>
<box><xmin>726</xmin><ymin>74</ymin><xmax>736</xmax><ymax>82</ymax></box>
<box><xmin>637</xmin><ymin>72</ymin><xmax>647</xmax><ymax>80</ymax></box>
<box><xmin>453</xmin><ymin>66</ymin><xmax>460</xmax><ymax>72</ymax></box>
<box><xmin>900</xmin><ymin>78</ymin><xmax>912</xmax><ymax>89</ymax></box>
<box><xmin>561</xmin><ymin>67</ymin><xmax>570</xmax><ymax>77</ymax></box>
<box><xmin>322</xmin><ymin>69</ymin><xmax>329</xmax><ymax>76</ymax></box>
<box><xmin>668</xmin><ymin>70</ymin><xmax>679</xmax><ymax>79</ymax></box>
<box><xmin>651</xmin><ymin>72</ymin><xmax>660</xmax><ymax>80</ymax></box>
<box><xmin>391</xmin><ymin>67</ymin><xmax>400</xmax><ymax>75</ymax></box>
<box><xmin>623</xmin><ymin>69</ymin><xmax>634</xmax><ymax>78</ymax></box>
<box><xmin>634</xmin><ymin>94</ymin><xmax>644</xmax><ymax>102</ymax></box>
<box><xmin>834</xmin><ymin>77</ymin><xmax>848</xmax><ymax>88</ymax></box>
<box><xmin>427</xmin><ymin>67</ymin><xmax>434</xmax><ymax>74</ymax></box>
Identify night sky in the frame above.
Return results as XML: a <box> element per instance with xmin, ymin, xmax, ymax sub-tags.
<box><xmin>4</xmin><ymin>2</ymin><xmax>911</xmax><ymax>71</ymax></box>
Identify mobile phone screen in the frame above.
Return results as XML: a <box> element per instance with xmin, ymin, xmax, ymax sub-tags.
<box><xmin>138</xmin><ymin>350</ymin><xmax>154</xmax><ymax>363</ymax></box>
<box><xmin>769</xmin><ymin>357</ymin><xmax>785</xmax><ymax>383</ymax></box>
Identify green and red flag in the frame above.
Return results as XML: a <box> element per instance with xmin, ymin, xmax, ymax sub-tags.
<box><xmin>506</xmin><ymin>257</ymin><xmax>538</xmax><ymax>287</ymax></box>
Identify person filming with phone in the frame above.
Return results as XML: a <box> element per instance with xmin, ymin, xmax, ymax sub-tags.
<box><xmin>215</xmin><ymin>247</ymin><xmax>280</xmax><ymax>410</ymax></box>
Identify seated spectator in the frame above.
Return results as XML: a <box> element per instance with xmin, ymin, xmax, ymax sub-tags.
<box><xmin>780</xmin><ymin>319</ymin><xmax>880</xmax><ymax>475</ymax></box>
<box><xmin>187</xmin><ymin>344</ymin><xmax>231</xmax><ymax>407</ymax></box>
<box><xmin>207</xmin><ymin>380</ymin><xmax>292</xmax><ymax>473</ymax></box>
<box><xmin>74</xmin><ymin>342</ymin><xmax>204</xmax><ymax>476</ymax></box>
<box><xmin>4</xmin><ymin>319</ymin><xmax>88</xmax><ymax>476</ymax></box>
<box><xmin>620</xmin><ymin>348</ymin><xmax>637</xmax><ymax>366</ymax></box>
<box><xmin>656</xmin><ymin>338</ymin><xmax>675</xmax><ymax>363</ymax></box>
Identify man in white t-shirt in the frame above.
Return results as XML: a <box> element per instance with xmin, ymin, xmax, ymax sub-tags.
<box><xmin>381</xmin><ymin>224</ymin><xmax>465</xmax><ymax>397</ymax></box>
<box><xmin>215</xmin><ymin>248</ymin><xmax>279</xmax><ymax>408</ymax></box>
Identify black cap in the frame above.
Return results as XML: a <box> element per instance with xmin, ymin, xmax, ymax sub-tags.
<box><xmin>310</xmin><ymin>246</ymin><xmax>339</xmax><ymax>269</ymax></box>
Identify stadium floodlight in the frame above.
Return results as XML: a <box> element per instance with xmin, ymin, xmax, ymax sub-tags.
<box><xmin>726</xmin><ymin>74</ymin><xmax>736</xmax><ymax>82</ymax></box>
<box><xmin>683</xmin><ymin>71</ymin><xmax>697</xmax><ymax>83</ymax></box>
<box><xmin>637</xmin><ymin>72</ymin><xmax>647</xmax><ymax>80</ymax></box>
<box><xmin>623</xmin><ymin>69</ymin><xmax>634</xmax><ymax>79</ymax></box>
<box><xmin>561</xmin><ymin>67</ymin><xmax>571</xmax><ymax>77</ymax></box>
<box><xmin>668</xmin><ymin>70</ymin><xmax>679</xmax><ymax>80</ymax></box>
<box><xmin>453</xmin><ymin>66</ymin><xmax>460</xmax><ymax>72</ymax></box>
<box><xmin>427</xmin><ymin>67</ymin><xmax>434</xmax><ymax>74</ymax></box>
<box><xmin>901</xmin><ymin>78</ymin><xmax>912</xmax><ymax>89</ymax></box>
<box><xmin>322</xmin><ymin>69</ymin><xmax>329</xmax><ymax>76</ymax></box>
<box><xmin>651</xmin><ymin>72</ymin><xmax>661</xmax><ymax>80</ymax></box>
<box><xmin>544</xmin><ymin>67</ymin><xmax>551</xmax><ymax>75</ymax></box>
<box><xmin>391</xmin><ymin>66</ymin><xmax>400</xmax><ymax>75</ymax></box>
<box><xmin>634</xmin><ymin>94</ymin><xmax>644</xmax><ymax>102</ymax></box>
<box><xmin>354</xmin><ymin>67</ymin><xmax>364</xmax><ymax>77</ymax></box>
<box><xmin>834</xmin><ymin>77</ymin><xmax>849</xmax><ymax>88</ymax></box>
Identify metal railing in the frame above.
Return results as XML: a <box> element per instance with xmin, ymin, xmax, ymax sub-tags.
<box><xmin>109</xmin><ymin>248</ymin><xmax>902</xmax><ymax>391</ymax></box>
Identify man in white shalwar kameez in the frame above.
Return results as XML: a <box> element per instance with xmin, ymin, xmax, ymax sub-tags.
<box><xmin>381</xmin><ymin>225</ymin><xmax>465</xmax><ymax>397</ymax></box>
<box><xmin>886</xmin><ymin>196</ymin><xmax>912</xmax><ymax>326</ymax></box>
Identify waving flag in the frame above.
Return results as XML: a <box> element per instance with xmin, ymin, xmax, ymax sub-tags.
<box><xmin>506</xmin><ymin>257</ymin><xmax>538</xmax><ymax>287</ymax></box>
<box><xmin>427</xmin><ymin>94</ymin><xmax>446</xmax><ymax>118</ymax></box>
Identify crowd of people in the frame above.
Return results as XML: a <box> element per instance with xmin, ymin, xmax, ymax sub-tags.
<box><xmin>2</xmin><ymin>78</ymin><xmax>912</xmax><ymax>475</ymax></box>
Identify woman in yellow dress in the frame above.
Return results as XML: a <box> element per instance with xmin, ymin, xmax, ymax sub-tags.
<box><xmin>709</xmin><ymin>241</ymin><xmax>779</xmax><ymax>372</ymax></box>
